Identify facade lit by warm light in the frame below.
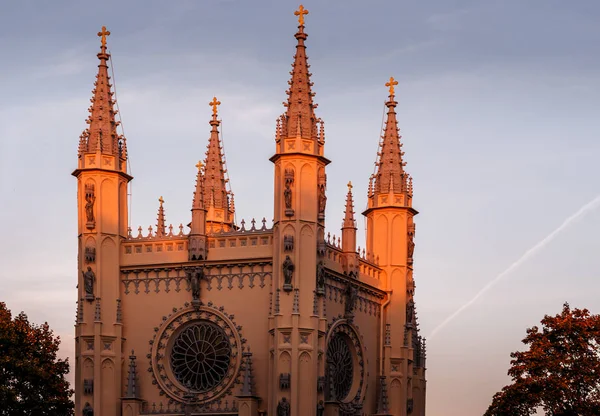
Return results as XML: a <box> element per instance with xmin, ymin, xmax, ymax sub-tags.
<box><xmin>72</xmin><ymin>6</ymin><xmax>426</xmax><ymax>416</ymax></box>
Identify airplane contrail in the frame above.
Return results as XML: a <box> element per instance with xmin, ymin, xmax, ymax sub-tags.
<box><xmin>427</xmin><ymin>194</ymin><xmax>600</xmax><ymax>341</ymax></box>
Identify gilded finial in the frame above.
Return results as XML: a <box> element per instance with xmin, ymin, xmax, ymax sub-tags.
<box><xmin>347</xmin><ymin>181</ymin><xmax>353</xmax><ymax>191</ymax></box>
<box><xmin>294</xmin><ymin>5</ymin><xmax>309</xmax><ymax>26</ymax></box>
<box><xmin>385</xmin><ymin>76</ymin><xmax>398</xmax><ymax>96</ymax></box>
<box><xmin>195</xmin><ymin>161</ymin><xmax>204</xmax><ymax>171</ymax></box>
<box><xmin>98</xmin><ymin>26</ymin><xmax>110</xmax><ymax>47</ymax></box>
<box><xmin>159</xmin><ymin>196</ymin><xmax>164</xmax><ymax>205</ymax></box>
<box><xmin>209</xmin><ymin>97</ymin><xmax>221</xmax><ymax>116</ymax></box>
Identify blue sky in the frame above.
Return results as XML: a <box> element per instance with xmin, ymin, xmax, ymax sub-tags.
<box><xmin>1</xmin><ymin>1</ymin><xmax>600</xmax><ymax>414</ymax></box>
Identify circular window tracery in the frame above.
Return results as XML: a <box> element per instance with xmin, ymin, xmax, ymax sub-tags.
<box><xmin>325</xmin><ymin>320</ymin><xmax>367</xmax><ymax>410</ymax></box>
<box><xmin>170</xmin><ymin>322</ymin><xmax>232</xmax><ymax>392</ymax></box>
<box><xmin>149</xmin><ymin>305</ymin><xmax>243</xmax><ymax>403</ymax></box>
<box><xmin>327</xmin><ymin>333</ymin><xmax>354</xmax><ymax>400</ymax></box>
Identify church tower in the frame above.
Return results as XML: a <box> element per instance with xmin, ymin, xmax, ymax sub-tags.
<box><xmin>363</xmin><ymin>78</ymin><xmax>426</xmax><ymax>415</ymax></box>
<box><xmin>268</xmin><ymin>5</ymin><xmax>330</xmax><ymax>415</ymax></box>
<box><xmin>72</xmin><ymin>27</ymin><xmax>131</xmax><ymax>416</ymax></box>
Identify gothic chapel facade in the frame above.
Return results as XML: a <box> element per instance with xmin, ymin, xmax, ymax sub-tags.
<box><xmin>73</xmin><ymin>7</ymin><xmax>426</xmax><ymax>416</ymax></box>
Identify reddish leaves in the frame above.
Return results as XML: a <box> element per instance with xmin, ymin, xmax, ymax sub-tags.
<box><xmin>485</xmin><ymin>303</ymin><xmax>600</xmax><ymax>416</ymax></box>
<box><xmin>0</xmin><ymin>302</ymin><xmax>74</xmax><ymax>415</ymax></box>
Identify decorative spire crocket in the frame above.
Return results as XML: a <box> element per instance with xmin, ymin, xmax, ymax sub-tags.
<box><xmin>280</xmin><ymin>5</ymin><xmax>320</xmax><ymax>144</ymax></box>
<box><xmin>202</xmin><ymin>98</ymin><xmax>235</xmax><ymax>230</ymax></box>
<box><xmin>78</xmin><ymin>26</ymin><xmax>124</xmax><ymax>161</ymax></box>
<box><xmin>372</xmin><ymin>77</ymin><xmax>412</xmax><ymax>204</ymax></box>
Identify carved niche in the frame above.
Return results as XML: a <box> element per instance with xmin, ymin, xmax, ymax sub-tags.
<box><xmin>84</xmin><ymin>246</ymin><xmax>96</xmax><ymax>264</ymax></box>
<box><xmin>283</xmin><ymin>234</ymin><xmax>294</xmax><ymax>251</ymax></box>
<box><xmin>279</xmin><ymin>373</ymin><xmax>291</xmax><ymax>390</ymax></box>
<box><xmin>83</xmin><ymin>379</ymin><xmax>93</xmax><ymax>395</ymax></box>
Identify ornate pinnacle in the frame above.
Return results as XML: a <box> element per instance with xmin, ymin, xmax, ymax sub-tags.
<box><xmin>125</xmin><ymin>350</ymin><xmax>139</xmax><ymax>398</ymax></box>
<box><xmin>294</xmin><ymin>4</ymin><xmax>309</xmax><ymax>26</ymax></box>
<box><xmin>156</xmin><ymin>196</ymin><xmax>166</xmax><ymax>237</ymax></box>
<box><xmin>385</xmin><ymin>76</ymin><xmax>398</xmax><ymax>96</ymax></box>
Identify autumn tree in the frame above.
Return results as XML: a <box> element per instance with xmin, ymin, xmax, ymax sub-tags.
<box><xmin>0</xmin><ymin>302</ymin><xmax>74</xmax><ymax>415</ymax></box>
<box><xmin>485</xmin><ymin>303</ymin><xmax>600</xmax><ymax>416</ymax></box>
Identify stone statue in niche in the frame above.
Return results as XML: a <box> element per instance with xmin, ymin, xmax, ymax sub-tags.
<box><xmin>344</xmin><ymin>284</ymin><xmax>358</xmax><ymax>318</ymax></box>
<box><xmin>277</xmin><ymin>397</ymin><xmax>290</xmax><ymax>416</ymax></box>
<box><xmin>284</xmin><ymin>169</ymin><xmax>294</xmax><ymax>217</ymax></box>
<box><xmin>406</xmin><ymin>298</ymin><xmax>415</xmax><ymax>326</ymax></box>
<box><xmin>407</xmin><ymin>230</ymin><xmax>415</xmax><ymax>264</ymax></box>
<box><xmin>284</xmin><ymin>184</ymin><xmax>292</xmax><ymax>211</ymax></box>
<box><xmin>82</xmin><ymin>402</ymin><xmax>93</xmax><ymax>416</ymax></box>
<box><xmin>282</xmin><ymin>255</ymin><xmax>294</xmax><ymax>292</ymax></box>
<box><xmin>189</xmin><ymin>268</ymin><xmax>203</xmax><ymax>306</ymax></box>
<box><xmin>82</xmin><ymin>267</ymin><xmax>95</xmax><ymax>301</ymax></box>
<box><xmin>316</xmin><ymin>400</ymin><xmax>325</xmax><ymax>416</ymax></box>
<box><xmin>318</xmin><ymin>184</ymin><xmax>327</xmax><ymax>215</ymax></box>
<box><xmin>316</xmin><ymin>261</ymin><xmax>325</xmax><ymax>295</ymax></box>
<box><xmin>84</xmin><ymin>184</ymin><xmax>96</xmax><ymax>228</ymax></box>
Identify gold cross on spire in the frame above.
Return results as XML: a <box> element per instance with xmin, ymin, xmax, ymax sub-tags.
<box><xmin>196</xmin><ymin>160</ymin><xmax>204</xmax><ymax>171</ymax></box>
<box><xmin>294</xmin><ymin>5</ymin><xmax>309</xmax><ymax>26</ymax></box>
<box><xmin>347</xmin><ymin>181</ymin><xmax>353</xmax><ymax>191</ymax></box>
<box><xmin>385</xmin><ymin>76</ymin><xmax>398</xmax><ymax>96</ymax></box>
<box><xmin>209</xmin><ymin>97</ymin><xmax>221</xmax><ymax>116</ymax></box>
<box><xmin>98</xmin><ymin>26</ymin><xmax>110</xmax><ymax>47</ymax></box>
<box><xmin>159</xmin><ymin>196</ymin><xmax>164</xmax><ymax>205</ymax></box>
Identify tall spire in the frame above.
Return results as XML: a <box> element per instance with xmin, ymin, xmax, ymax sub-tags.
<box><xmin>202</xmin><ymin>97</ymin><xmax>234</xmax><ymax>230</ymax></box>
<box><xmin>372</xmin><ymin>77</ymin><xmax>412</xmax><ymax>201</ymax></box>
<box><xmin>343</xmin><ymin>181</ymin><xmax>356</xmax><ymax>229</ymax></box>
<box><xmin>156</xmin><ymin>196</ymin><xmax>166</xmax><ymax>237</ymax></box>
<box><xmin>79</xmin><ymin>26</ymin><xmax>123</xmax><ymax>159</ymax></box>
<box><xmin>281</xmin><ymin>5</ymin><xmax>319</xmax><ymax>142</ymax></box>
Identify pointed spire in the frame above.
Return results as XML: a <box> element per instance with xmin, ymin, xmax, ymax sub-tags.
<box><xmin>192</xmin><ymin>161</ymin><xmax>205</xmax><ymax>210</ymax></box>
<box><xmin>203</xmin><ymin>97</ymin><xmax>234</xmax><ymax>225</ymax></box>
<box><xmin>343</xmin><ymin>181</ymin><xmax>356</xmax><ymax>229</ymax></box>
<box><xmin>239</xmin><ymin>349</ymin><xmax>256</xmax><ymax>396</ymax></box>
<box><xmin>80</xmin><ymin>26</ymin><xmax>122</xmax><ymax>158</ymax></box>
<box><xmin>156</xmin><ymin>196</ymin><xmax>166</xmax><ymax>237</ymax></box>
<box><xmin>281</xmin><ymin>5</ymin><xmax>319</xmax><ymax>142</ymax></box>
<box><xmin>373</xmin><ymin>77</ymin><xmax>410</xmax><ymax>197</ymax></box>
<box><xmin>125</xmin><ymin>350</ymin><xmax>139</xmax><ymax>398</ymax></box>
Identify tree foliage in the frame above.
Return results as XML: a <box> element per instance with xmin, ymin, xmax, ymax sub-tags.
<box><xmin>485</xmin><ymin>303</ymin><xmax>600</xmax><ymax>416</ymax></box>
<box><xmin>0</xmin><ymin>302</ymin><xmax>74</xmax><ymax>415</ymax></box>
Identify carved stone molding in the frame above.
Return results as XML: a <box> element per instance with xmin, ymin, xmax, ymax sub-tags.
<box><xmin>121</xmin><ymin>263</ymin><xmax>272</xmax><ymax>295</ymax></box>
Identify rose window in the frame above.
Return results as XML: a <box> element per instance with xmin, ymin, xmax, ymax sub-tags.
<box><xmin>326</xmin><ymin>332</ymin><xmax>354</xmax><ymax>400</ymax></box>
<box><xmin>170</xmin><ymin>322</ymin><xmax>232</xmax><ymax>392</ymax></box>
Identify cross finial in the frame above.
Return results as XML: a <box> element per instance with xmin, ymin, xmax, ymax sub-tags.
<box><xmin>347</xmin><ymin>181</ymin><xmax>353</xmax><ymax>191</ymax></box>
<box><xmin>159</xmin><ymin>196</ymin><xmax>164</xmax><ymax>205</ymax></box>
<box><xmin>294</xmin><ymin>5</ymin><xmax>309</xmax><ymax>26</ymax></box>
<box><xmin>209</xmin><ymin>97</ymin><xmax>221</xmax><ymax>116</ymax></box>
<box><xmin>195</xmin><ymin>160</ymin><xmax>204</xmax><ymax>171</ymax></box>
<box><xmin>98</xmin><ymin>26</ymin><xmax>110</xmax><ymax>47</ymax></box>
<box><xmin>385</xmin><ymin>76</ymin><xmax>398</xmax><ymax>96</ymax></box>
